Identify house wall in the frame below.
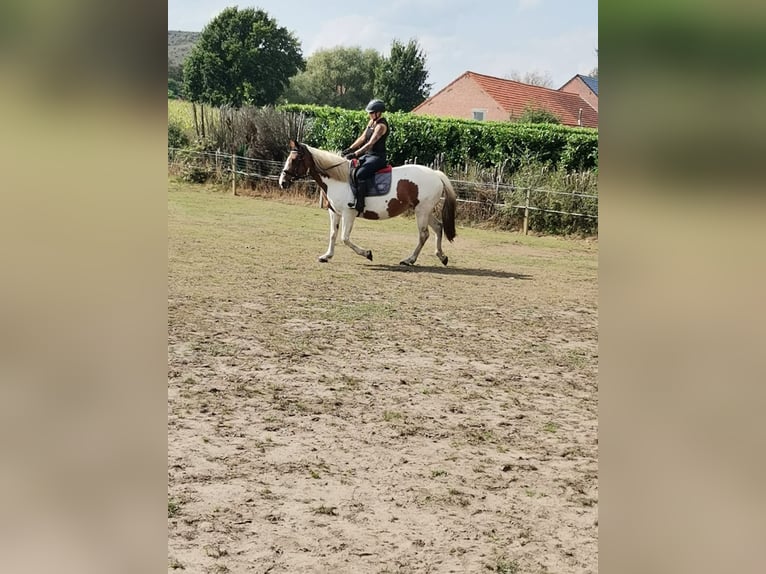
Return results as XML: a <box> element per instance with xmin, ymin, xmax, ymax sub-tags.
<box><xmin>411</xmin><ymin>76</ymin><xmax>508</xmax><ymax>121</ymax></box>
<box><xmin>560</xmin><ymin>78</ymin><xmax>598</xmax><ymax>111</ymax></box>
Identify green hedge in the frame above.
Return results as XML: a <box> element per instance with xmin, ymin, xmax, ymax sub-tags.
<box><xmin>279</xmin><ymin>104</ymin><xmax>598</xmax><ymax>173</ymax></box>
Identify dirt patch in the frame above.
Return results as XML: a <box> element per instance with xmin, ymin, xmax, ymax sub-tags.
<box><xmin>168</xmin><ymin>182</ymin><xmax>598</xmax><ymax>573</ymax></box>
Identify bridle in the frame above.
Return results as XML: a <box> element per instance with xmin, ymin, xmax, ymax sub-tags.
<box><xmin>281</xmin><ymin>145</ymin><xmax>346</xmax><ymax>214</ymax></box>
<box><xmin>281</xmin><ymin>149</ymin><xmax>310</xmax><ymax>183</ymax></box>
<box><xmin>282</xmin><ymin>148</ymin><xmax>347</xmax><ymax>182</ymax></box>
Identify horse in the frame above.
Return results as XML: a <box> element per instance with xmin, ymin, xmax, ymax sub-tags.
<box><xmin>278</xmin><ymin>140</ymin><xmax>457</xmax><ymax>266</ymax></box>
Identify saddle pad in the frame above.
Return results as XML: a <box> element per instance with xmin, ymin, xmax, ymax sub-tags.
<box><xmin>348</xmin><ymin>164</ymin><xmax>393</xmax><ymax>197</ymax></box>
<box><xmin>369</xmin><ymin>168</ymin><xmax>392</xmax><ymax>196</ymax></box>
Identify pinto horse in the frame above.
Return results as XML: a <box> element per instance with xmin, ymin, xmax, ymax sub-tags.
<box><xmin>278</xmin><ymin>140</ymin><xmax>457</xmax><ymax>265</ymax></box>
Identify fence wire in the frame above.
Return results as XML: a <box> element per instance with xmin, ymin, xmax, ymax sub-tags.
<box><xmin>168</xmin><ymin>148</ymin><xmax>598</xmax><ymax>225</ymax></box>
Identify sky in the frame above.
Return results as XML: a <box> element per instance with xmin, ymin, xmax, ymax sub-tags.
<box><xmin>168</xmin><ymin>0</ymin><xmax>598</xmax><ymax>95</ymax></box>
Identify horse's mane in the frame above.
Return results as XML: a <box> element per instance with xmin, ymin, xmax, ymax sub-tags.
<box><xmin>304</xmin><ymin>145</ymin><xmax>350</xmax><ymax>182</ymax></box>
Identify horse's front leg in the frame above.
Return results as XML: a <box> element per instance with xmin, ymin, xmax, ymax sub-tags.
<box><xmin>341</xmin><ymin>211</ymin><xmax>373</xmax><ymax>261</ymax></box>
<box><xmin>318</xmin><ymin>209</ymin><xmax>341</xmax><ymax>263</ymax></box>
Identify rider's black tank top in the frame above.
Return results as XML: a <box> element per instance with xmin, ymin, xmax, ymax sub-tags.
<box><xmin>364</xmin><ymin>117</ymin><xmax>389</xmax><ymax>156</ymax></box>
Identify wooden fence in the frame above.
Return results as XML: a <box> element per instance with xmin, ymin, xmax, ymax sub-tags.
<box><xmin>168</xmin><ymin>148</ymin><xmax>598</xmax><ymax>235</ymax></box>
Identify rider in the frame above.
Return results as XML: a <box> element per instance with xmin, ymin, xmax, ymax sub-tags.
<box><xmin>341</xmin><ymin>99</ymin><xmax>389</xmax><ymax>215</ymax></box>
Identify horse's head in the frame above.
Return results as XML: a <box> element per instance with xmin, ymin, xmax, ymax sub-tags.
<box><xmin>279</xmin><ymin>140</ymin><xmax>311</xmax><ymax>189</ymax></box>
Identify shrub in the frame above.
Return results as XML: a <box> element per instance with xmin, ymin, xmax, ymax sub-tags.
<box><xmin>168</xmin><ymin>78</ymin><xmax>183</xmax><ymax>100</ymax></box>
<box><xmin>498</xmin><ymin>163</ymin><xmax>598</xmax><ymax>236</ymax></box>
<box><xmin>168</xmin><ymin>120</ymin><xmax>190</xmax><ymax>149</ymax></box>
<box><xmin>278</xmin><ymin>103</ymin><xmax>597</xmax><ymax>173</ymax></box>
<box><xmin>207</xmin><ymin>105</ymin><xmax>309</xmax><ymax>161</ymax></box>
<box><xmin>514</xmin><ymin>105</ymin><xmax>561</xmax><ymax>124</ymax></box>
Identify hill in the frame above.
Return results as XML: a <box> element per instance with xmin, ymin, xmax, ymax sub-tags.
<box><xmin>168</xmin><ymin>30</ymin><xmax>200</xmax><ymax>68</ymax></box>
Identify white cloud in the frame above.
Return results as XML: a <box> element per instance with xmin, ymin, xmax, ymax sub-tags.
<box><xmin>518</xmin><ymin>0</ymin><xmax>543</xmax><ymax>11</ymax></box>
<box><xmin>306</xmin><ymin>15</ymin><xmax>384</xmax><ymax>54</ymax></box>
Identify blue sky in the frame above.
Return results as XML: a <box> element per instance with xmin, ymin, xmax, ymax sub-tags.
<box><xmin>168</xmin><ymin>0</ymin><xmax>598</xmax><ymax>94</ymax></box>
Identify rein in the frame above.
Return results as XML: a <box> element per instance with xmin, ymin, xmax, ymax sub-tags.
<box><xmin>281</xmin><ymin>167</ymin><xmax>309</xmax><ymax>180</ymax></box>
<box><xmin>285</xmin><ymin>147</ymin><xmax>351</xmax><ymax>214</ymax></box>
<box><xmin>307</xmin><ymin>153</ymin><xmax>350</xmax><ymax>214</ymax></box>
<box><xmin>281</xmin><ymin>155</ymin><xmax>346</xmax><ymax>180</ymax></box>
<box><xmin>318</xmin><ymin>159</ymin><xmax>347</xmax><ymax>173</ymax></box>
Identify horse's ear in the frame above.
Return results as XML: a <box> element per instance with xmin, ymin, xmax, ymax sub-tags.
<box><xmin>289</xmin><ymin>139</ymin><xmax>296</xmax><ymax>149</ymax></box>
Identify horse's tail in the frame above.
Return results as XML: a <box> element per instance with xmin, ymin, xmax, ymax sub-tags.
<box><xmin>437</xmin><ymin>171</ymin><xmax>457</xmax><ymax>242</ymax></box>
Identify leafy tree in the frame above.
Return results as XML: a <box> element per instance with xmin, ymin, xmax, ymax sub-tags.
<box><xmin>590</xmin><ymin>48</ymin><xmax>598</xmax><ymax>78</ymax></box>
<box><xmin>507</xmin><ymin>70</ymin><xmax>554</xmax><ymax>88</ymax></box>
<box><xmin>374</xmin><ymin>39</ymin><xmax>432</xmax><ymax>112</ymax></box>
<box><xmin>168</xmin><ymin>60</ymin><xmax>183</xmax><ymax>83</ymax></box>
<box><xmin>168</xmin><ymin>78</ymin><xmax>183</xmax><ymax>99</ymax></box>
<box><xmin>182</xmin><ymin>7</ymin><xmax>305</xmax><ymax>107</ymax></box>
<box><xmin>283</xmin><ymin>47</ymin><xmax>382</xmax><ymax>109</ymax></box>
<box><xmin>168</xmin><ymin>121</ymin><xmax>190</xmax><ymax>148</ymax></box>
<box><xmin>514</xmin><ymin>105</ymin><xmax>561</xmax><ymax>124</ymax></box>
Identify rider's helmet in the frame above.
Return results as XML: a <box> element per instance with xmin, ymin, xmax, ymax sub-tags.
<box><xmin>365</xmin><ymin>99</ymin><xmax>386</xmax><ymax>113</ymax></box>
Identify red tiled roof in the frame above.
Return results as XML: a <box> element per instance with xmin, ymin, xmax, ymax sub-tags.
<box><xmin>416</xmin><ymin>71</ymin><xmax>598</xmax><ymax>128</ymax></box>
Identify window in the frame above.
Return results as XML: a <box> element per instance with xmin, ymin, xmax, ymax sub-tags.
<box><xmin>472</xmin><ymin>109</ymin><xmax>486</xmax><ymax>121</ymax></box>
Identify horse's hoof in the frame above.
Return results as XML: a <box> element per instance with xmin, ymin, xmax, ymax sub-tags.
<box><xmin>366</xmin><ymin>251</ymin><xmax>373</xmax><ymax>261</ymax></box>
<box><xmin>318</xmin><ymin>257</ymin><xmax>329</xmax><ymax>263</ymax></box>
<box><xmin>442</xmin><ymin>256</ymin><xmax>449</xmax><ymax>266</ymax></box>
<box><xmin>400</xmin><ymin>260</ymin><xmax>413</xmax><ymax>266</ymax></box>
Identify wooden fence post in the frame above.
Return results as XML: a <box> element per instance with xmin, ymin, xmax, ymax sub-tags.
<box><xmin>522</xmin><ymin>187</ymin><xmax>531</xmax><ymax>235</ymax></box>
<box><xmin>494</xmin><ymin>172</ymin><xmax>502</xmax><ymax>212</ymax></box>
<box><xmin>231</xmin><ymin>153</ymin><xmax>236</xmax><ymax>195</ymax></box>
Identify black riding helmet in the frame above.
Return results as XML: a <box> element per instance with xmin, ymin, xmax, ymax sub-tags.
<box><xmin>365</xmin><ymin>99</ymin><xmax>385</xmax><ymax>113</ymax></box>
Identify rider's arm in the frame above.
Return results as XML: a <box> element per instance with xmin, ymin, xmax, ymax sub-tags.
<box><xmin>354</xmin><ymin>122</ymin><xmax>387</xmax><ymax>156</ymax></box>
<box><xmin>344</xmin><ymin>124</ymin><xmax>370</xmax><ymax>154</ymax></box>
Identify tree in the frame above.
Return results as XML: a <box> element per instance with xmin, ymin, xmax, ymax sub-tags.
<box><xmin>589</xmin><ymin>49</ymin><xmax>598</xmax><ymax>78</ymax></box>
<box><xmin>507</xmin><ymin>70</ymin><xmax>554</xmax><ymax>88</ymax></box>
<box><xmin>182</xmin><ymin>7</ymin><xmax>305</xmax><ymax>107</ymax></box>
<box><xmin>374</xmin><ymin>39</ymin><xmax>432</xmax><ymax>112</ymax></box>
<box><xmin>168</xmin><ymin>78</ymin><xmax>183</xmax><ymax>99</ymax></box>
<box><xmin>283</xmin><ymin>47</ymin><xmax>382</xmax><ymax>109</ymax></box>
<box><xmin>514</xmin><ymin>105</ymin><xmax>561</xmax><ymax>124</ymax></box>
<box><xmin>168</xmin><ymin>60</ymin><xmax>183</xmax><ymax>83</ymax></box>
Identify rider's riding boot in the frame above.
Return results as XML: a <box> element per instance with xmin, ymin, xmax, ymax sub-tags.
<box><xmin>353</xmin><ymin>178</ymin><xmax>369</xmax><ymax>216</ymax></box>
<box><xmin>348</xmin><ymin>170</ymin><xmax>359</xmax><ymax>208</ymax></box>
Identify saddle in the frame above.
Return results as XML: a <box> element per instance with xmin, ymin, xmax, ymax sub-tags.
<box><xmin>348</xmin><ymin>159</ymin><xmax>393</xmax><ymax>197</ymax></box>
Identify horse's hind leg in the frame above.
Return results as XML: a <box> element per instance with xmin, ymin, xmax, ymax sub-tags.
<box><xmin>318</xmin><ymin>209</ymin><xmax>341</xmax><ymax>262</ymax></box>
<box><xmin>400</xmin><ymin>209</ymin><xmax>430</xmax><ymax>266</ymax></box>
<box><xmin>428</xmin><ymin>213</ymin><xmax>448</xmax><ymax>266</ymax></box>
<box><xmin>341</xmin><ymin>212</ymin><xmax>373</xmax><ymax>261</ymax></box>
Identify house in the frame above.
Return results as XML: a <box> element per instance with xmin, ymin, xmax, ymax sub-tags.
<box><xmin>559</xmin><ymin>74</ymin><xmax>598</xmax><ymax>112</ymax></box>
<box><xmin>411</xmin><ymin>71</ymin><xmax>598</xmax><ymax>129</ymax></box>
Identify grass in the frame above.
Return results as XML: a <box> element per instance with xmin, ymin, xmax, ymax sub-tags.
<box><xmin>492</xmin><ymin>558</ymin><xmax>520</xmax><ymax>573</ymax></box>
<box><xmin>168</xmin><ymin>499</ymin><xmax>182</xmax><ymax>518</ymax></box>
<box><xmin>383</xmin><ymin>410</ymin><xmax>403</xmax><ymax>422</ymax></box>
<box><xmin>543</xmin><ymin>422</ymin><xmax>559</xmax><ymax>433</ymax></box>
<box><xmin>168</xmin><ymin>99</ymin><xmax>196</xmax><ymax>138</ymax></box>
